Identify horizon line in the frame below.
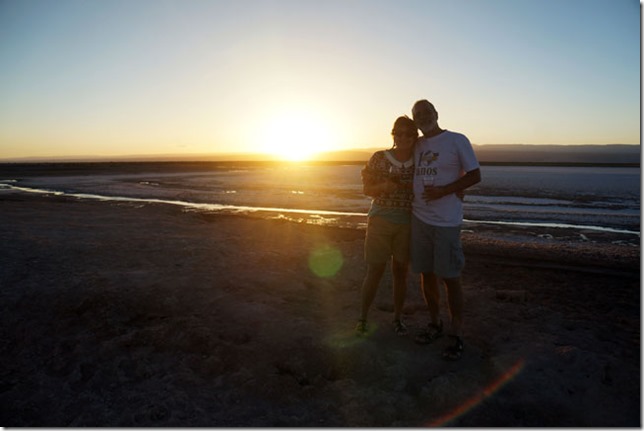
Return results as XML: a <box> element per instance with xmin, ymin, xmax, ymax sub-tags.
<box><xmin>0</xmin><ymin>142</ymin><xmax>640</xmax><ymax>163</ymax></box>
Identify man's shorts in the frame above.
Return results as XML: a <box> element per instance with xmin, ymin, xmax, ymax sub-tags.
<box><xmin>411</xmin><ymin>214</ymin><xmax>464</xmax><ymax>278</ymax></box>
<box><xmin>364</xmin><ymin>216</ymin><xmax>411</xmax><ymax>265</ymax></box>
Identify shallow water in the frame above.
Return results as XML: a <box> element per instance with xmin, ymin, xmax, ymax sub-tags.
<box><xmin>0</xmin><ymin>163</ymin><xmax>639</xmax><ymax>235</ymax></box>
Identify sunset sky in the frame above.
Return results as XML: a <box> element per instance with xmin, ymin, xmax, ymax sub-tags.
<box><xmin>0</xmin><ymin>0</ymin><xmax>640</xmax><ymax>160</ymax></box>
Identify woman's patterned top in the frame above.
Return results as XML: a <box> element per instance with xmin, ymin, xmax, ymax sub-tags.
<box><xmin>362</xmin><ymin>150</ymin><xmax>414</xmax><ymax>211</ymax></box>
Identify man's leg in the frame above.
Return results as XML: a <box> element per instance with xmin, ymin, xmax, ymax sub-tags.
<box><xmin>443</xmin><ymin>276</ymin><xmax>464</xmax><ymax>337</ymax></box>
<box><xmin>414</xmin><ymin>271</ymin><xmax>443</xmax><ymax>343</ymax></box>
<box><xmin>443</xmin><ymin>276</ymin><xmax>465</xmax><ymax>360</ymax></box>
<box><xmin>421</xmin><ymin>271</ymin><xmax>441</xmax><ymax>325</ymax></box>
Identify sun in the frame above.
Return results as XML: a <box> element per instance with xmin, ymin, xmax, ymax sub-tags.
<box><xmin>258</xmin><ymin>110</ymin><xmax>335</xmax><ymax>161</ymax></box>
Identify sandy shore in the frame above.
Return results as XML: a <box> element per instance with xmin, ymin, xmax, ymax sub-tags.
<box><xmin>0</xmin><ymin>192</ymin><xmax>639</xmax><ymax>426</ymax></box>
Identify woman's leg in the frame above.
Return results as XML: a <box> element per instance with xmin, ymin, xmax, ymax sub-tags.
<box><xmin>360</xmin><ymin>263</ymin><xmax>387</xmax><ymax>321</ymax></box>
<box><xmin>391</xmin><ymin>258</ymin><xmax>408</xmax><ymax>321</ymax></box>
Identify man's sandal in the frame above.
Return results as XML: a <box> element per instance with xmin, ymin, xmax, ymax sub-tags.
<box><xmin>414</xmin><ymin>320</ymin><xmax>443</xmax><ymax>344</ymax></box>
<box><xmin>442</xmin><ymin>335</ymin><xmax>464</xmax><ymax>361</ymax></box>
<box><xmin>393</xmin><ymin>319</ymin><xmax>408</xmax><ymax>336</ymax></box>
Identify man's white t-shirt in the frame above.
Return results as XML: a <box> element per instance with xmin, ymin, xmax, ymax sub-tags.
<box><xmin>412</xmin><ymin>130</ymin><xmax>480</xmax><ymax>226</ymax></box>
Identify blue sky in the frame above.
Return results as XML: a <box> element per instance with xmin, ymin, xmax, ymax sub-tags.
<box><xmin>0</xmin><ymin>0</ymin><xmax>640</xmax><ymax>159</ymax></box>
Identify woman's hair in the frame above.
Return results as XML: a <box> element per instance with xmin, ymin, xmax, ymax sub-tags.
<box><xmin>390</xmin><ymin>116</ymin><xmax>418</xmax><ymax>148</ymax></box>
<box><xmin>391</xmin><ymin>115</ymin><xmax>418</xmax><ymax>136</ymax></box>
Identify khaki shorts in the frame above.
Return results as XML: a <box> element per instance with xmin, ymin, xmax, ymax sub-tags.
<box><xmin>411</xmin><ymin>214</ymin><xmax>464</xmax><ymax>278</ymax></box>
<box><xmin>364</xmin><ymin>216</ymin><xmax>411</xmax><ymax>265</ymax></box>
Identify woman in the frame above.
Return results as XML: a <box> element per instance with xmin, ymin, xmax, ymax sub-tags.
<box><xmin>356</xmin><ymin>116</ymin><xmax>417</xmax><ymax>336</ymax></box>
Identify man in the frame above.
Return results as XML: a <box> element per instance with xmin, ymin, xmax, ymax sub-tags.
<box><xmin>410</xmin><ymin>99</ymin><xmax>481</xmax><ymax>360</ymax></box>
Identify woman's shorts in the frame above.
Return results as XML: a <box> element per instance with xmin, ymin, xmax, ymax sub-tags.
<box><xmin>411</xmin><ymin>214</ymin><xmax>464</xmax><ymax>278</ymax></box>
<box><xmin>364</xmin><ymin>216</ymin><xmax>411</xmax><ymax>265</ymax></box>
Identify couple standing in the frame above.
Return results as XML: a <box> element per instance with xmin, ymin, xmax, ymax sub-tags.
<box><xmin>357</xmin><ymin>99</ymin><xmax>481</xmax><ymax>361</ymax></box>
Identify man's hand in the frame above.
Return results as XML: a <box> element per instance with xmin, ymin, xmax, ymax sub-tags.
<box><xmin>422</xmin><ymin>186</ymin><xmax>446</xmax><ymax>202</ymax></box>
<box><xmin>422</xmin><ymin>168</ymin><xmax>480</xmax><ymax>203</ymax></box>
<box><xmin>423</xmin><ymin>187</ymin><xmax>465</xmax><ymax>203</ymax></box>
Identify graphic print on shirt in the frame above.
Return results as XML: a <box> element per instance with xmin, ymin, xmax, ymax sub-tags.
<box><xmin>416</xmin><ymin>150</ymin><xmax>439</xmax><ymax>176</ymax></box>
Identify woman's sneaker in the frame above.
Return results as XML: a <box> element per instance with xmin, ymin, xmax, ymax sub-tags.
<box><xmin>355</xmin><ymin>319</ymin><xmax>368</xmax><ymax>336</ymax></box>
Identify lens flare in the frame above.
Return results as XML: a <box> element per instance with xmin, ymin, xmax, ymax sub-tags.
<box><xmin>308</xmin><ymin>244</ymin><xmax>343</xmax><ymax>278</ymax></box>
<box><xmin>427</xmin><ymin>358</ymin><xmax>526</xmax><ymax>426</ymax></box>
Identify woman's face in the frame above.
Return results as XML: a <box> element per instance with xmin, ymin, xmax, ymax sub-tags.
<box><xmin>393</xmin><ymin>127</ymin><xmax>417</xmax><ymax>149</ymax></box>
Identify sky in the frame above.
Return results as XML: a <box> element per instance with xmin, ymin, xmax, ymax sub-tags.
<box><xmin>0</xmin><ymin>0</ymin><xmax>640</xmax><ymax>160</ymax></box>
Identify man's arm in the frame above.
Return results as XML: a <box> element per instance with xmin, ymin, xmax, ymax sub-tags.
<box><xmin>423</xmin><ymin>168</ymin><xmax>481</xmax><ymax>202</ymax></box>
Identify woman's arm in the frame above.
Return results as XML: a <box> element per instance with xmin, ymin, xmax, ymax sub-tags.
<box><xmin>362</xmin><ymin>165</ymin><xmax>397</xmax><ymax>197</ymax></box>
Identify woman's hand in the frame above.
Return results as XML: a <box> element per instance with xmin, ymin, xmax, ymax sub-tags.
<box><xmin>364</xmin><ymin>177</ymin><xmax>398</xmax><ymax>197</ymax></box>
<box><xmin>381</xmin><ymin>178</ymin><xmax>399</xmax><ymax>194</ymax></box>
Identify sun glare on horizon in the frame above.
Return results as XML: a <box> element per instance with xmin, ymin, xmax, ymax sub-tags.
<box><xmin>256</xmin><ymin>109</ymin><xmax>338</xmax><ymax>161</ymax></box>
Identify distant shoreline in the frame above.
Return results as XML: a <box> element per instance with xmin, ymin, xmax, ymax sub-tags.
<box><xmin>0</xmin><ymin>160</ymin><xmax>640</xmax><ymax>172</ymax></box>
<box><xmin>0</xmin><ymin>143</ymin><xmax>640</xmax><ymax>166</ymax></box>
<box><xmin>479</xmin><ymin>161</ymin><xmax>640</xmax><ymax>167</ymax></box>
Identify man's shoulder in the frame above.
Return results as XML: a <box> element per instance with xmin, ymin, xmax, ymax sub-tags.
<box><xmin>439</xmin><ymin>131</ymin><xmax>474</xmax><ymax>151</ymax></box>
<box><xmin>443</xmin><ymin>130</ymin><xmax>469</xmax><ymax>142</ymax></box>
<box><xmin>419</xmin><ymin>130</ymin><xmax>469</xmax><ymax>143</ymax></box>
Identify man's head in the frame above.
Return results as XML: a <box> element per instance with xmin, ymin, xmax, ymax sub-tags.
<box><xmin>412</xmin><ymin>99</ymin><xmax>439</xmax><ymax>136</ymax></box>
